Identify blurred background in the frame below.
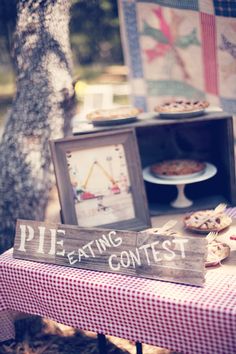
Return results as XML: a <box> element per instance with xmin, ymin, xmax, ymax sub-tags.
<box><xmin>0</xmin><ymin>0</ymin><xmax>130</xmax><ymax>134</ymax></box>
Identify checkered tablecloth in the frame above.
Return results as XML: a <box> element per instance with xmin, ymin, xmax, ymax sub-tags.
<box><xmin>0</xmin><ymin>244</ymin><xmax>236</xmax><ymax>354</ymax></box>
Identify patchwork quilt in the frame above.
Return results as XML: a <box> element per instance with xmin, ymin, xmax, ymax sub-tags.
<box><xmin>118</xmin><ymin>0</ymin><xmax>236</xmax><ymax>113</ymax></box>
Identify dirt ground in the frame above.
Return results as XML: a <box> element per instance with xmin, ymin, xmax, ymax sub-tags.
<box><xmin>0</xmin><ymin>188</ymin><xmax>173</xmax><ymax>354</ymax></box>
<box><xmin>0</xmin><ymin>316</ymin><xmax>171</xmax><ymax>354</ymax></box>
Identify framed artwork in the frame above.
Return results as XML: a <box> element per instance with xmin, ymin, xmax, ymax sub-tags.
<box><xmin>50</xmin><ymin>129</ymin><xmax>151</xmax><ymax>230</ymax></box>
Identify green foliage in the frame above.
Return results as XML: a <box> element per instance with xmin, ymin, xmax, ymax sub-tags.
<box><xmin>0</xmin><ymin>0</ymin><xmax>17</xmax><ymax>65</ymax></box>
<box><xmin>0</xmin><ymin>0</ymin><xmax>123</xmax><ymax>66</ymax></box>
<box><xmin>70</xmin><ymin>0</ymin><xmax>123</xmax><ymax>65</ymax></box>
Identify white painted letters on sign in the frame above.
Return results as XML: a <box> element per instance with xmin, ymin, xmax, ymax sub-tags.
<box><xmin>18</xmin><ymin>224</ymin><xmax>66</xmax><ymax>256</ymax></box>
<box><xmin>13</xmin><ymin>220</ymin><xmax>207</xmax><ymax>287</ymax></box>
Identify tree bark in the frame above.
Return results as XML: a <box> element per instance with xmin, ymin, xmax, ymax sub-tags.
<box><xmin>0</xmin><ymin>0</ymin><xmax>75</xmax><ymax>253</ymax></box>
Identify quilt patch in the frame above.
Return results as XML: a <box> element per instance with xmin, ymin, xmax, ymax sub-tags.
<box><xmin>119</xmin><ymin>0</ymin><xmax>236</xmax><ymax>113</ymax></box>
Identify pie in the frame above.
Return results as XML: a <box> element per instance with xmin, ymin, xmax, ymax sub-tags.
<box><xmin>154</xmin><ymin>99</ymin><xmax>209</xmax><ymax>113</ymax></box>
<box><xmin>150</xmin><ymin>159</ymin><xmax>206</xmax><ymax>178</ymax></box>
<box><xmin>183</xmin><ymin>210</ymin><xmax>232</xmax><ymax>232</ymax></box>
<box><xmin>86</xmin><ymin>106</ymin><xmax>140</xmax><ymax>121</ymax></box>
<box><xmin>206</xmin><ymin>242</ymin><xmax>230</xmax><ymax>266</ymax></box>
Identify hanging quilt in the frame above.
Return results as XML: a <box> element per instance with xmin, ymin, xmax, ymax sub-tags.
<box><xmin>118</xmin><ymin>0</ymin><xmax>236</xmax><ymax>113</ymax></box>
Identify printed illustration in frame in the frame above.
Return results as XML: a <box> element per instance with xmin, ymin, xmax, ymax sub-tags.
<box><xmin>50</xmin><ymin>129</ymin><xmax>151</xmax><ymax>230</ymax></box>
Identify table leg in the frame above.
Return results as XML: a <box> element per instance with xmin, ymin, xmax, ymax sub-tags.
<box><xmin>97</xmin><ymin>333</ymin><xmax>107</xmax><ymax>354</ymax></box>
<box><xmin>60</xmin><ymin>209</ymin><xmax>64</xmax><ymax>223</ymax></box>
<box><xmin>136</xmin><ymin>341</ymin><xmax>143</xmax><ymax>354</ymax></box>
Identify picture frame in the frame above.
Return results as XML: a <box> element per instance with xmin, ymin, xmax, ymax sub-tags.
<box><xmin>50</xmin><ymin>128</ymin><xmax>151</xmax><ymax>231</ymax></box>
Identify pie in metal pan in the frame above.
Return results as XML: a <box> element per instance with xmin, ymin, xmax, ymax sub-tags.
<box><xmin>86</xmin><ymin>106</ymin><xmax>140</xmax><ymax>126</ymax></box>
<box><xmin>154</xmin><ymin>99</ymin><xmax>209</xmax><ymax>119</ymax></box>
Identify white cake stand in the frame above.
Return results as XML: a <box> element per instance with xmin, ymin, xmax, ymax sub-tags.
<box><xmin>143</xmin><ymin>163</ymin><xmax>217</xmax><ymax>208</ymax></box>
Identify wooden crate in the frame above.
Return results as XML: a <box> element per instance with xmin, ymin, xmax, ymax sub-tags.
<box><xmin>73</xmin><ymin>112</ymin><xmax>236</xmax><ymax>215</ymax></box>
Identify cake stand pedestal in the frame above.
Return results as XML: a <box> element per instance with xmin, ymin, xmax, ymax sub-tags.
<box><xmin>143</xmin><ymin>163</ymin><xmax>217</xmax><ymax>208</ymax></box>
<box><xmin>171</xmin><ymin>184</ymin><xmax>193</xmax><ymax>208</ymax></box>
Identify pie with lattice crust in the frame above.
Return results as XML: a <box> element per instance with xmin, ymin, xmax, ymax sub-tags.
<box><xmin>155</xmin><ymin>99</ymin><xmax>209</xmax><ymax>113</ymax></box>
<box><xmin>184</xmin><ymin>210</ymin><xmax>232</xmax><ymax>232</ymax></box>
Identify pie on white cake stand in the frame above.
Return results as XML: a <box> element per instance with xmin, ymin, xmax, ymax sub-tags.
<box><xmin>143</xmin><ymin>162</ymin><xmax>217</xmax><ymax>208</ymax></box>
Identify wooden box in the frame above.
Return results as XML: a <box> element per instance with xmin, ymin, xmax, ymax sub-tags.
<box><xmin>73</xmin><ymin>112</ymin><xmax>236</xmax><ymax>216</ymax></box>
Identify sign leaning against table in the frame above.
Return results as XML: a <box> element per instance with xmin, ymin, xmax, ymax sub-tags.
<box><xmin>13</xmin><ymin>219</ymin><xmax>207</xmax><ymax>287</ymax></box>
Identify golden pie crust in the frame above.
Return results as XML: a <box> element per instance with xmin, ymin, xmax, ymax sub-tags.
<box><xmin>86</xmin><ymin>106</ymin><xmax>140</xmax><ymax>121</ymax></box>
<box><xmin>150</xmin><ymin>159</ymin><xmax>206</xmax><ymax>177</ymax></box>
<box><xmin>155</xmin><ymin>99</ymin><xmax>209</xmax><ymax>113</ymax></box>
<box><xmin>184</xmin><ymin>210</ymin><xmax>232</xmax><ymax>232</ymax></box>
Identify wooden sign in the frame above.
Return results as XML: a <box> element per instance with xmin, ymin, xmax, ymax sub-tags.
<box><xmin>13</xmin><ymin>219</ymin><xmax>207</xmax><ymax>286</ymax></box>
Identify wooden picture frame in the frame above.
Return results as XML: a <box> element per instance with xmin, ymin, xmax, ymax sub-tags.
<box><xmin>50</xmin><ymin>129</ymin><xmax>151</xmax><ymax>230</ymax></box>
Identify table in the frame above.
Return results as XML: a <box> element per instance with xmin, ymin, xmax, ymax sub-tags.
<box><xmin>1</xmin><ymin>211</ymin><xmax>236</xmax><ymax>354</ymax></box>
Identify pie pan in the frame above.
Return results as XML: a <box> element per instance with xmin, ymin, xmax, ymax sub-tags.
<box><xmin>158</xmin><ymin>109</ymin><xmax>206</xmax><ymax>119</ymax></box>
<box><xmin>91</xmin><ymin>116</ymin><xmax>138</xmax><ymax>126</ymax></box>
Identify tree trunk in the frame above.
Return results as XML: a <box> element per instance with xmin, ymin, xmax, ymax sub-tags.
<box><xmin>0</xmin><ymin>0</ymin><xmax>75</xmax><ymax>254</ymax></box>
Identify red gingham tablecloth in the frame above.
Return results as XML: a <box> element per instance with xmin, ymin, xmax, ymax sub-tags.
<box><xmin>0</xmin><ymin>243</ymin><xmax>236</xmax><ymax>354</ymax></box>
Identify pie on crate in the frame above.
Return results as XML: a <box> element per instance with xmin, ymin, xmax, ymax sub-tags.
<box><xmin>86</xmin><ymin>106</ymin><xmax>140</xmax><ymax>121</ymax></box>
<box><xmin>155</xmin><ymin>99</ymin><xmax>209</xmax><ymax>113</ymax></box>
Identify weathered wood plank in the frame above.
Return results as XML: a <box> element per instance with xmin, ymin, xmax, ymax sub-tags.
<box><xmin>13</xmin><ymin>219</ymin><xmax>207</xmax><ymax>286</ymax></box>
